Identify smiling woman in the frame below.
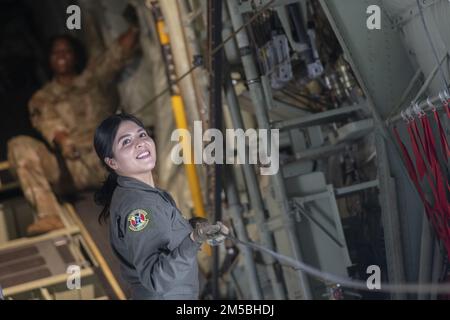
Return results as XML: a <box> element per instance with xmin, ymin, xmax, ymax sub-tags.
<box><xmin>106</xmin><ymin>121</ymin><xmax>157</xmax><ymax>187</ymax></box>
<box><xmin>93</xmin><ymin>113</ymin><xmax>229</xmax><ymax>300</ymax></box>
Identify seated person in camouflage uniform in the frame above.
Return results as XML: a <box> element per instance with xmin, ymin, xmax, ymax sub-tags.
<box><xmin>7</xmin><ymin>26</ymin><xmax>139</xmax><ymax>236</ymax></box>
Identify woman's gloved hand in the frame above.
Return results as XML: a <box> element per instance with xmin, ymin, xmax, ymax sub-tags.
<box><xmin>206</xmin><ymin>221</ymin><xmax>229</xmax><ymax>246</ymax></box>
<box><xmin>190</xmin><ymin>218</ymin><xmax>229</xmax><ymax>246</ymax></box>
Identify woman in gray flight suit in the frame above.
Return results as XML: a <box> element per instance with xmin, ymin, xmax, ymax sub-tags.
<box><xmin>93</xmin><ymin>113</ymin><xmax>228</xmax><ymax>300</ymax></box>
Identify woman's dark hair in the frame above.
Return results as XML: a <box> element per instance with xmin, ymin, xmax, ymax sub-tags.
<box><xmin>94</xmin><ymin>113</ymin><xmax>146</xmax><ymax>224</ymax></box>
<box><xmin>46</xmin><ymin>34</ymin><xmax>87</xmax><ymax>75</ymax></box>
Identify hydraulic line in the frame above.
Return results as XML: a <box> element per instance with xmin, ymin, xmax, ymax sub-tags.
<box><xmin>134</xmin><ymin>0</ymin><xmax>275</xmax><ymax>114</ymax></box>
<box><xmin>222</xmin><ymin>60</ymin><xmax>287</xmax><ymax>299</ymax></box>
<box><xmin>150</xmin><ymin>3</ymin><xmax>210</xmax><ymax>255</ymax></box>
<box><xmin>224</xmin><ymin>165</ymin><xmax>264</xmax><ymax>299</ymax></box>
<box><xmin>227</xmin><ymin>0</ymin><xmax>312</xmax><ymax>299</ymax></box>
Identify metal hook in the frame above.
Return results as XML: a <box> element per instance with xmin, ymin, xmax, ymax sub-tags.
<box><xmin>444</xmin><ymin>90</ymin><xmax>450</xmax><ymax>106</ymax></box>
<box><xmin>439</xmin><ymin>90</ymin><xmax>449</xmax><ymax>106</ymax></box>
<box><xmin>412</xmin><ymin>102</ymin><xmax>426</xmax><ymax>117</ymax></box>
<box><xmin>400</xmin><ymin>110</ymin><xmax>409</xmax><ymax>123</ymax></box>
<box><xmin>439</xmin><ymin>91</ymin><xmax>446</xmax><ymax>104</ymax></box>
<box><xmin>426</xmin><ymin>97</ymin><xmax>436</xmax><ymax>112</ymax></box>
<box><xmin>405</xmin><ymin>106</ymin><xmax>415</xmax><ymax>122</ymax></box>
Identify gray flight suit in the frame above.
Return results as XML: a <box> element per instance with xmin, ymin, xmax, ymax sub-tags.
<box><xmin>110</xmin><ymin>175</ymin><xmax>202</xmax><ymax>300</ymax></box>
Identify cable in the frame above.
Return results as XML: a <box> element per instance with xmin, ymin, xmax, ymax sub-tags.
<box><xmin>416</xmin><ymin>0</ymin><xmax>449</xmax><ymax>96</ymax></box>
<box><xmin>223</xmin><ymin>232</ymin><xmax>450</xmax><ymax>295</ymax></box>
<box><xmin>132</xmin><ymin>65</ymin><xmax>198</xmax><ymax>115</ymax></box>
<box><xmin>132</xmin><ymin>0</ymin><xmax>275</xmax><ymax>115</ymax></box>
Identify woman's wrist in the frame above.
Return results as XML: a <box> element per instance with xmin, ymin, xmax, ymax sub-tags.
<box><xmin>190</xmin><ymin>231</ymin><xmax>201</xmax><ymax>244</ymax></box>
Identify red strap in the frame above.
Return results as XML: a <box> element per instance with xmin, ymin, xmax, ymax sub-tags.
<box><xmin>407</xmin><ymin>123</ymin><xmax>427</xmax><ymax>179</ymax></box>
<box><xmin>393</xmin><ymin>127</ymin><xmax>420</xmax><ymax>191</ymax></box>
<box><xmin>424</xmin><ymin>116</ymin><xmax>449</xmax><ymax>212</ymax></box>
<box><xmin>446</xmin><ymin>99</ymin><xmax>450</xmax><ymax>119</ymax></box>
<box><xmin>407</xmin><ymin>121</ymin><xmax>441</xmax><ymax>208</ymax></box>
<box><xmin>418</xmin><ymin>117</ymin><xmax>445</xmax><ymax>205</ymax></box>
<box><xmin>413</xmin><ymin>118</ymin><xmax>450</xmax><ymax>248</ymax></box>
<box><xmin>435</xmin><ymin>103</ymin><xmax>450</xmax><ymax>202</ymax></box>
<box><xmin>420</xmin><ymin>116</ymin><xmax>438</xmax><ymax>168</ymax></box>
<box><xmin>433</xmin><ymin>109</ymin><xmax>450</xmax><ymax>162</ymax></box>
<box><xmin>422</xmin><ymin>115</ymin><xmax>450</xmax><ymax>249</ymax></box>
<box><xmin>394</xmin><ymin>126</ymin><xmax>450</xmax><ymax>253</ymax></box>
<box><xmin>411</xmin><ymin>121</ymin><xmax>427</xmax><ymax>163</ymax></box>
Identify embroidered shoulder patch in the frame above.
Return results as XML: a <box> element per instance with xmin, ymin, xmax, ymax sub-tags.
<box><xmin>128</xmin><ymin>209</ymin><xmax>150</xmax><ymax>232</ymax></box>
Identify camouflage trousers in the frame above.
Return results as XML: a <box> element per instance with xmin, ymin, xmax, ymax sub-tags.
<box><xmin>7</xmin><ymin>135</ymin><xmax>106</xmax><ymax>219</ymax></box>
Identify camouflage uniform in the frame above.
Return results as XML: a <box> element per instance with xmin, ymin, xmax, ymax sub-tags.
<box><xmin>8</xmin><ymin>40</ymin><xmax>131</xmax><ymax>234</ymax></box>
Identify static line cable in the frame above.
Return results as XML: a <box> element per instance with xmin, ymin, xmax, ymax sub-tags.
<box><xmin>222</xmin><ymin>232</ymin><xmax>450</xmax><ymax>295</ymax></box>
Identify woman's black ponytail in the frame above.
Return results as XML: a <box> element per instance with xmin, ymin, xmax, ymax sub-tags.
<box><xmin>94</xmin><ymin>171</ymin><xmax>118</xmax><ymax>224</ymax></box>
<box><xmin>93</xmin><ymin>113</ymin><xmax>146</xmax><ymax>224</ymax></box>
